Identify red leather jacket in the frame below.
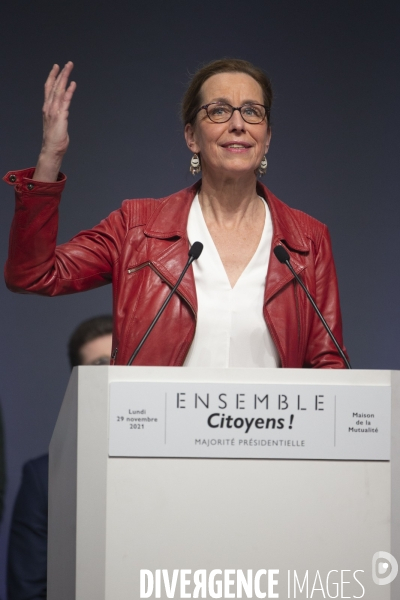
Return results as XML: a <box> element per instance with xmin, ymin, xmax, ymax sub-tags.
<box><xmin>4</xmin><ymin>168</ymin><xmax>347</xmax><ymax>368</ymax></box>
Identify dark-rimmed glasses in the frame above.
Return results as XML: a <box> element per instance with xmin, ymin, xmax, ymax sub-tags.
<box><xmin>196</xmin><ymin>102</ymin><xmax>269</xmax><ymax>124</ymax></box>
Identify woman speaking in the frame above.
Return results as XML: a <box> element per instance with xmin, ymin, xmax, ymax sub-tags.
<box><xmin>4</xmin><ymin>58</ymin><xmax>348</xmax><ymax>368</ymax></box>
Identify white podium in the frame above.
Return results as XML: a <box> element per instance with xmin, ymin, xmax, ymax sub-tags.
<box><xmin>48</xmin><ymin>367</ymin><xmax>400</xmax><ymax>599</ymax></box>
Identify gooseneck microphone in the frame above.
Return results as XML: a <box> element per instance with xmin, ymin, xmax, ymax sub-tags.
<box><xmin>127</xmin><ymin>242</ymin><xmax>203</xmax><ymax>366</ymax></box>
<box><xmin>273</xmin><ymin>245</ymin><xmax>351</xmax><ymax>369</ymax></box>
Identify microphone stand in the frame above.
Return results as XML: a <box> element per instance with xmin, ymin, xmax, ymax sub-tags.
<box><xmin>127</xmin><ymin>242</ymin><xmax>203</xmax><ymax>366</ymax></box>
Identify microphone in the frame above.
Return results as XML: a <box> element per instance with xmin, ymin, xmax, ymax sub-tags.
<box><xmin>273</xmin><ymin>245</ymin><xmax>351</xmax><ymax>369</ymax></box>
<box><xmin>188</xmin><ymin>241</ymin><xmax>203</xmax><ymax>261</ymax></box>
<box><xmin>127</xmin><ymin>242</ymin><xmax>203</xmax><ymax>366</ymax></box>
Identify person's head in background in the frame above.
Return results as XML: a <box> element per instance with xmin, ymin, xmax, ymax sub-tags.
<box><xmin>68</xmin><ymin>315</ymin><xmax>113</xmax><ymax>368</ymax></box>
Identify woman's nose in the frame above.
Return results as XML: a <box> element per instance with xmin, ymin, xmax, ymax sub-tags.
<box><xmin>228</xmin><ymin>108</ymin><xmax>246</xmax><ymax>130</ymax></box>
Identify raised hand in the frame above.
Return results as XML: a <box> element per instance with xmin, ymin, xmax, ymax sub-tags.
<box><xmin>33</xmin><ymin>62</ymin><xmax>76</xmax><ymax>182</ymax></box>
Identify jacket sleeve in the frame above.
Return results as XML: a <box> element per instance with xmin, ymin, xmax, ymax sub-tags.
<box><xmin>304</xmin><ymin>224</ymin><xmax>349</xmax><ymax>369</ymax></box>
<box><xmin>3</xmin><ymin>168</ymin><xmax>128</xmax><ymax>296</ymax></box>
<box><xmin>7</xmin><ymin>455</ymin><xmax>49</xmax><ymax>600</ymax></box>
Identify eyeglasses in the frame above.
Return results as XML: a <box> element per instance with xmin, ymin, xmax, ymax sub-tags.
<box><xmin>196</xmin><ymin>102</ymin><xmax>269</xmax><ymax>124</ymax></box>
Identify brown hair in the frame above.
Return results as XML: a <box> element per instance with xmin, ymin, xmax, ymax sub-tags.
<box><xmin>68</xmin><ymin>315</ymin><xmax>113</xmax><ymax>368</ymax></box>
<box><xmin>181</xmin><ymin>58</ymin><xmax>273</xmax><ymax>126</ymax></box>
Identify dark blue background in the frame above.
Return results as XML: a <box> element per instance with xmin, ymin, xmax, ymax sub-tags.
<box><xmin>0</xmin><ymin>0</ymin><xmax>399</xmax><ymax>591</ymax></box>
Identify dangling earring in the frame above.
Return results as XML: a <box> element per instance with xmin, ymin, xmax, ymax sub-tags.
<box><xmin>190</xmin><ymin>153</ymin><xmax>201</xmax><ymax>176</ymax></box>
<box><xmin>258</xmin><ymin>155</ymin><xmax>268</xmax><ymax>177</ymax></box>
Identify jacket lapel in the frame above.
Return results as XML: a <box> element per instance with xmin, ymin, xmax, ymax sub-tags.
<box><xmin>144</xmin><ymin>182</ymin><xmax>201</xmax><ymax>313</ymax></box>
<box><xmin>257</xmin><ymin>182</ymin><xmax>309</xmax><ymax>303</ymax></box>
<box><xmin>142</xmin><ymin>180</ymin><xmax>310</xmax><ymax>310</ymax></box>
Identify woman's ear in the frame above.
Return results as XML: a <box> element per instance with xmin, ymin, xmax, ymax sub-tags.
<box><xmin>265</xmin><ymin>127</ymin><xmax>272</xmax><ymax>154</ymax></box>
<box><xmin>184</xmin><ymin>123</ymin><xmax>200</xmax><ymax>153</ymax></box>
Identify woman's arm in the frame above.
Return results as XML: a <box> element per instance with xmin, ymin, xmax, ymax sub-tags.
<box><xmin>4</xmin><ymin>63</ymin><xmax>128</xmax><ymax>296</ymax></box>
<box><xmin>4</xmin><ymin>167</ymin><xmax>128</xmax><ymax>296</ymax></box>
<box><xmin>33</xmin><ymin>62</ymin><xmax>76</xmax><ymax>182</ymax></box>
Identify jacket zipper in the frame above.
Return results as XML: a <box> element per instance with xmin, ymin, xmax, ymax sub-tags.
<box><xmin>127</xmin><ymin>262</ymin><xmax>150</xmax><ymax>274</ymax></box>
<box><xmin>111</xmin><ymin>347</ymin><xmax>118</xmax><ymax>364</ymax></box>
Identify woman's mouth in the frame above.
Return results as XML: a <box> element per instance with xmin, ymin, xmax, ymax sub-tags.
<box><xmin>222</xmin><ymin>142</ymin><xmax>252</xmax><ymax>152</ymax></box>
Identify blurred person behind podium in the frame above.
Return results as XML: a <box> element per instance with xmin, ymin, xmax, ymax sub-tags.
<box><xmin>7</xmin><ymin>315</ymin><xmax>113</xmax><ymax>600</ymax></box>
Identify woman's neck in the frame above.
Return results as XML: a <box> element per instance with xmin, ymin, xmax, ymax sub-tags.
<box><xmin>199</xmin><ymin>171</ymin><xmax>261</xmax><ymax>228</ymax></box>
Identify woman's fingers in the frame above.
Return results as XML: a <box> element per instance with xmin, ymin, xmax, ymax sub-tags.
<box><xmin>34</xmin><ymin>62</ymin><xmax>76</xmax><ymax>181</ymax></box>
<box><xmin>44</xmin><ymin>64</ymin><xmax>60</xmax><ymax>103</ymax></box>
<box><xmin>44</xmin><ymin>61</ymin><xmax>74</xmax><ymax>107</ymax></box>
<box><xmin>43</xmin><ymin>65</ymin><xmax>59</xmax><ymax>111</ymax></box>
<box><xmin>40</xmin><ymin>62</ymin><xmax>76</xmax><ymax>157</ymax></box>
<box><xmin>60</xmin><ymin>80</ymin><xmax>77</xmax><ymax>112</ymax></box>
<box><xmin>42</xmin><ymin>61</ymin><xmax>75</xmax><ymax>115</ymax></box>
<box><xmin>54</xmin><ymin>61</ymin><xmax>74</xmax><ymax>94</ymax></box>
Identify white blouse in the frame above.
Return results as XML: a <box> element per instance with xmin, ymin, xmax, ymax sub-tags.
<box><xmin>184</xmin><ymin>194</ymin><xmax>280</xmax><ymax>368</ymax></box>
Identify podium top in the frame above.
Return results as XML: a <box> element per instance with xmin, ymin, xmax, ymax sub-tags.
<box><xmin>74</xmin><ymin>365</ymin><xmax>396</xmax><ymax>386</ymax></box>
